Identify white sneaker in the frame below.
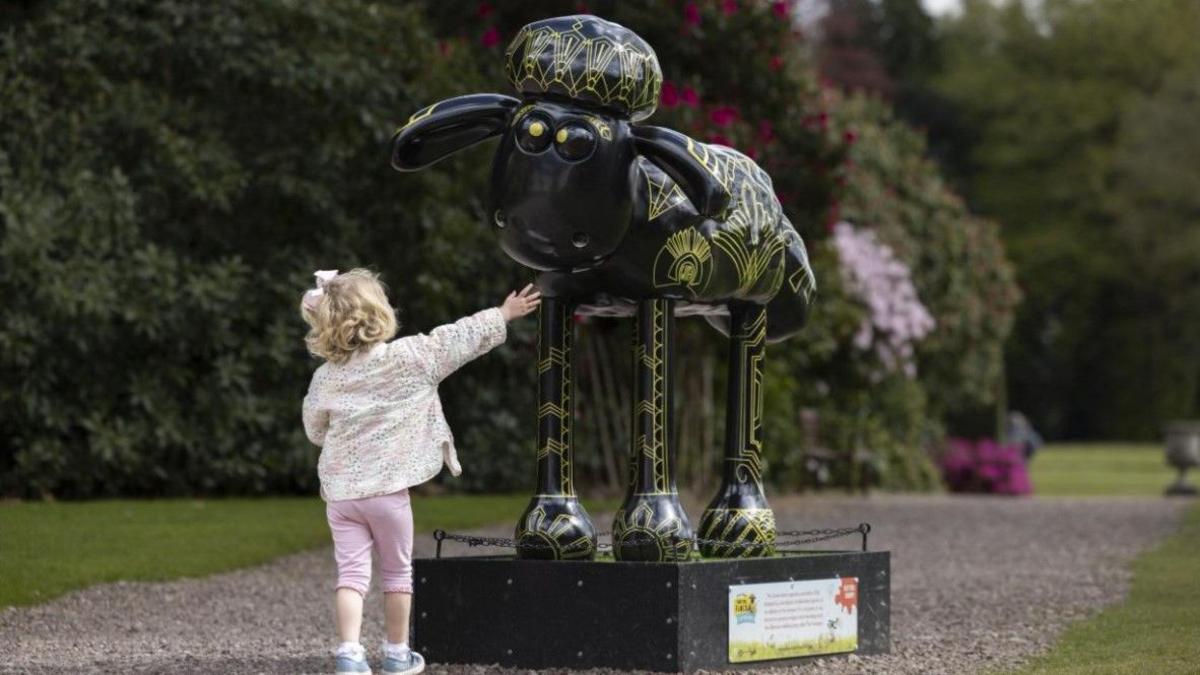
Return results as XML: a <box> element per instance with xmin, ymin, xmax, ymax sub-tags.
<box><xmin>381</xmin><ymin>648</ymin><xmax>424</xmax><ymax>675</ymax></box>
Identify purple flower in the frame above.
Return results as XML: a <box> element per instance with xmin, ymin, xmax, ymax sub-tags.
<box><xmin>940</xmin><ymin>438</ymin><xmax>1032</xmax><ymax>495</ymax></box>
<box><xmin>832</xmin><ymin>222</ymin><xmax>935</xmax><ymax>377</ymax></box>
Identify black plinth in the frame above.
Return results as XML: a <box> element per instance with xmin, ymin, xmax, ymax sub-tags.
<box><xmin>412</xmin><ymin>551</ymin><xmax>890</xmax><ymax>672</ymax></box>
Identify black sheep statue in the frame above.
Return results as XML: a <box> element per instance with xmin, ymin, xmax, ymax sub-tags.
<box><xmin>392</xmin><ymin>15</ymin><xmax>815</xmax><ymax>562</ymax></box>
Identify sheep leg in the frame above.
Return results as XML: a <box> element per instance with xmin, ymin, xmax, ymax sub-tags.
<box><xmin>612</xmin><ymin>298</ymin><xmax>694</xmax><ymax>561</ymax></box>
<box><xmin>698</xmin><ymin>303</ymin><xmax>777</xmax><ymax>557</ymax></box>
<box><xmin>514</xmin><ymin>298</ymin><xmax>598</xmax><ymax>560</ymax></box>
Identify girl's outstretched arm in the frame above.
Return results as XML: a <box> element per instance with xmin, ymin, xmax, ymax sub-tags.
<box><xmin>406</xmin><ymin>285</ymin><xmax>540</xmax><ymax>383</ymax></box>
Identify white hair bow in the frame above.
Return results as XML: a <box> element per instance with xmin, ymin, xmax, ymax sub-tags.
<box><xmin>302</xmin><ymin>270</ymin><xmax>339</xmax><ymax>311</ymax></box>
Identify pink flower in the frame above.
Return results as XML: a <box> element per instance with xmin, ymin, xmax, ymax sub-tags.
<box><xmin>480</xmin><ymin>26</ymin><xmax>501</xmax><ymax>48</ymax></box>
<box><xmin>710</xmin><ymin>105</ymin><xmax>740</xmax><ymax>127</ymax></box>
<box><xmin>803</xmin><ymin>111</ymin><xmax>829</xmax><ymax>130</ymax></box>
<box><xmin>937</xmin><ymin>440</ymin><xmax>1032</xmax><ymax>495</ymax></box>
<box><xmin>708</xmin><ymin>133</ymin><xmax>732</xmax><ymax>146</ymax></box>
<box><xmin>769</xmin><ymin>54</ymin><xmax>784</xmax><ymax>71</ymax></box>
<box><xmin>684</xmin><ymin>1</ymin><xmax>701</xmax><ymax>26</ymax></box>
<box><xmin>476</xmin><ymin>1</ymin><xmax>493</xmax><ymax>18</ymax></box>
<box><xmin>758</xmin><ymin>120</ymin><xmax>775</xmax><ymax>143</ymax></box>
<box><xmin>1005</xmin><ymin>467</ymin><xmax>1033</xmax><ymax>495</ymax></box>
<box><xmin>660</xmin><ymin>80</ymin><xmax>679</xmax><ymax>108</ymax></box>
<box><xmin>844</xmin><ymin>129</ymin><xmax>858</xmax><ymax>145</ymax></box>
<box><xmin>722</xmin><ymin>0</ymin><xmax>739</xmax><ymax>15</ymax></box>
<box><xmin>772</xmin><ymin>1</ymin><xmax>790</xmax><ymax>20</ymax></box>
<box><xmin>746</xmin><ymin>147</ymin><xmax>759</xmax><ymax>160</ymax></box>
<box><xmin>681</xmin><ymin>86</ymin><xmax>700</xmax><ymax>107</ymax></box>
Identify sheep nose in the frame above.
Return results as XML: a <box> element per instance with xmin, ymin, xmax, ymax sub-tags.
<box><xmin>572</xmin><ymin>232</ymin><xmax>590</xmax><ymax>249</ymax></box>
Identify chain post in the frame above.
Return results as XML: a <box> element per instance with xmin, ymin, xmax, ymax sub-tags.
<box><xmin>434</xmin><ymin>529</ymin><xmax>446</xmax><ymax>559</ymax></box>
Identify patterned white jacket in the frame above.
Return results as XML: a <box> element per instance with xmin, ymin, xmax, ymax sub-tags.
<box><xmin>303</xmin><ymin>307</ymin><xmax>507</xmax><ymax>502</ymax></box>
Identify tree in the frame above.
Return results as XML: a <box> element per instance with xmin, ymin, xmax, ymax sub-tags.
<box><xmin>933</xmin><ymin>0</ymin><xmax>1200</xmax><ymax>438</ymax></box>
<box><xmin>1103</xmin><ymin>65</ymin><xmax>1200</xmax><ymax>433</ymax></box>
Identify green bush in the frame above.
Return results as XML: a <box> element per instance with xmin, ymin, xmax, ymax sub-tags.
<box><xmin>0</xmin><ymin>0</ymin><xmax>532</xmax><ymax>497</ymax></box>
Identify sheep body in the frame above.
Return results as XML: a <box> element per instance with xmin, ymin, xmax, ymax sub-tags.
<box><xmin>539</xmin><ymin>144</ymin><xmax>815</xmax><ymax>343</ymax></box>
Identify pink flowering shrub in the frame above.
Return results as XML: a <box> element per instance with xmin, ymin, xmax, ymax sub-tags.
<box><xmin>832</xmin><ymin>222</ymin><xmax>935</xmax><ymax>378</ymax></box>
<box><xmin>940</xmin><ymin>438</ymin><xmax>1032</xmax><ymax>495</ymax></box>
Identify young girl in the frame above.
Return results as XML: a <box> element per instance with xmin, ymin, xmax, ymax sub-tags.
<box><xmin>300</xmin><ymin>268</ymin><xmax>540</xmax><ymax>675</ymax></box>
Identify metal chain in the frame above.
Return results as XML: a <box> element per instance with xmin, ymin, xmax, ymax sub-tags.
<box><xmin>432</xmin><ymin>523</ymin><xmax>871</xmax><ymax>558</ymax></box>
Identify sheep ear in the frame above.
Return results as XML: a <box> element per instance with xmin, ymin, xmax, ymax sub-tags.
<box><xmin>632</xmin><ymin>125</ymin><xmax>732</xmax><ymax>218</ymax></box>
<box><xmin>391</xmin><ymin>94</ymin><xmax>520</xmax><ymax>171</ymax></box>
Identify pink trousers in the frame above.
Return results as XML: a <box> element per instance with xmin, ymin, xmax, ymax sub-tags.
<box><xmin>326</xmin><ymin>489</ymin><xmax>413</xmax><ymax>596</ymax></box>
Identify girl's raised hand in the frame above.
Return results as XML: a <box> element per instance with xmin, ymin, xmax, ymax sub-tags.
<box><xmin>500</xmin><ymin>284</ymin><xmax>542</xmax><ymax>321</ymax></box>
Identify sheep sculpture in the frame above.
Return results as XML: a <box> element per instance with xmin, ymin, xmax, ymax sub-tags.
<box><xmin>391</xmin><ymin>15</ymin><xmax>816</xmax><ymax>562</ymax></box>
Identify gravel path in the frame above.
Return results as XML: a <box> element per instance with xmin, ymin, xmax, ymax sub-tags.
<box><xmin>0</xmin><ymin>495</ymin><xmax>1185</xmax><ymax>675</ymax></box>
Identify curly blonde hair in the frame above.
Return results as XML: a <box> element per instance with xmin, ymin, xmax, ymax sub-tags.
<box><xmin>300</xmin><ymin>269</ymin><xmax>398</xmax><ymax>364</ymax></box>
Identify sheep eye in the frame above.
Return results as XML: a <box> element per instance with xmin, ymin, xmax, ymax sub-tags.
<box><xmin>554</xmin><ymin>123</ymin><xmax>596</xmax><ymax>161</ymax></box>
<box><xmin>516</xmin><ymin>115</ymin><xmax>552</xmax><ymax>153</ymax></box>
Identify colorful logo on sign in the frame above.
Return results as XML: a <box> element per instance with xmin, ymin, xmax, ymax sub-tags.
<box><xmin>834</xmin><ymin>577</ymin><xmax>858</xmax><ymax>614</ymax></box>
<box><xmin>733</xmin><ymin>593</ymin><xmax>757</xmax><ymax>624</ymax></box>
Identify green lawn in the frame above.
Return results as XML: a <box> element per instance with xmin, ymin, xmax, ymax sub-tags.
<box><xmin>1015</xmin><ymin>442</ymin><xmax>1199</xmax><ymax>673</ymax></box>
<box><xmin>1030</xmin><ymin>443</ymin><xmax>1172</xmax><ymax>496</ymax></box>
<box><xmin>1017</xmin><ymin>502</ymin><xmax>1200</xmax><ymax>674</ymax></box>
<box><xmin>0</xmin><ymin>494</ymin><xmax>613</xmax><ymax>607</ymax></box>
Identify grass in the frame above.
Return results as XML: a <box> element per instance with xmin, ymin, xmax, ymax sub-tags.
<box><xmin>1016</xmin><ymin>502</ymin><xmax>1200</xmax><ymax>674</ymax></box>
<box><xmin>1030</xmin><ymin>442</ymin><xmax>1173</xmax><ymax>496</ymax></box>
<box><xmin>1016</xmin><ymin>441</ymin><xmax>1199</xmax><ymax>673</ymax></box>
<box><xmin>0</xmin><ymin>494</ymin><xmax>615</xmax><ymax>608</ymax></box>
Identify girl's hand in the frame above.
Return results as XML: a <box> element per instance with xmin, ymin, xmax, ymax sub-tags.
<box><xmin>500</xmin><ymin>284</ymin><xmax>542</xmax><ymax>321</ymax></box>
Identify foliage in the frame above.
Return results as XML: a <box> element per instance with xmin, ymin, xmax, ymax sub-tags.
<box><xmin>0</xmin><ymin>0</ymin><xmax>532</xmax><ymax>497</ymax></box>
<box><xmin>819</xmin><ymin>0</ymin><xmax>942</xmax><ymax>97</ymax></box>
<box><xmin>831</xmin><ymin>93</ymin><xmax>1018</xmax><ymax>417</ymax></box>
<box><xmin>932</xmin><ymin>0</ymin><xmax>1200</xmax><ymax>438</ymax></box>
<box><xmin>1103</xmin><ymin>63</ymin><xmax>1200</xmax><ymax>437</ymax></box>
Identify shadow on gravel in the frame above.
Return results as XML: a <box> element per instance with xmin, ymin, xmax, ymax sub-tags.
<box><xmin>25</xmin><ymin>655</ymin><xmax>334</xmax><ymax>675</ymax></box>
<box><xmin>180</xmin><ymin>655</ymin><xmax>330</xmax><ymax>674</ymax></box>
